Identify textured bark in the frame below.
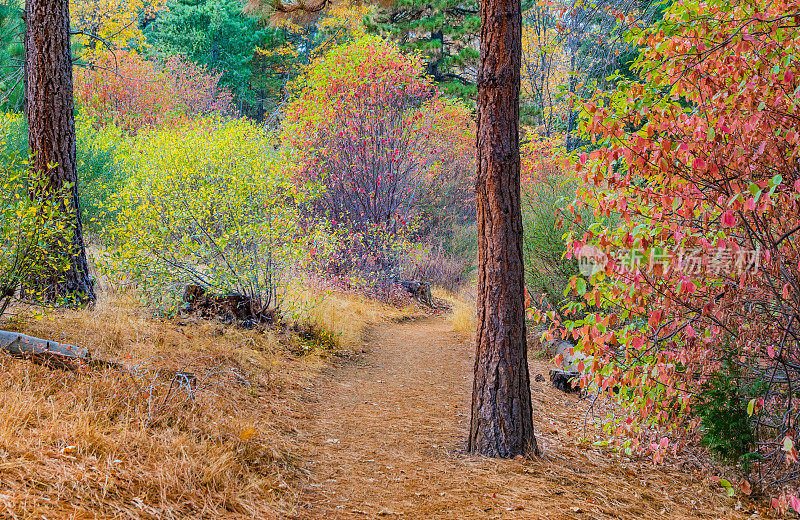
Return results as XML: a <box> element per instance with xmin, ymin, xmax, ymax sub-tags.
<box><xmin>0</xmin><ymin>329</ymin><xmax>95</xmax><ymax>370</ymax></box>
<box><xmin>24</xmin><ymin>0</ymin><xmax>95</xmax><ymax>305</ymax></box>
<box><xmin>468</xmin><ymin>0</ymin><xmax>538</xmax><ymax>457</ymax></box>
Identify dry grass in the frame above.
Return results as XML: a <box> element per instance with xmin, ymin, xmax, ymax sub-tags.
<box><xmin>287</xmin><ymin>284</ymin><xmax>419</xmax><ymax>350</ymax></box>
<box><xmin>433</xmin><ymin>286</ymin><xmax>476</xmax><ymax>337</ymax></box>
<box><xmin>0</xmin><ymin>288</ymin><xmax>765</xmax><ymax>519</ymax></box>
<box><xmin>0</xmin><ymin>281</ymin><xmax>425</xmax><ymax>519</ymax></box>
<box><xmin>0</xmin><ymin>292</ymin><xmax>362</xmax><ymax>519</ymax></box>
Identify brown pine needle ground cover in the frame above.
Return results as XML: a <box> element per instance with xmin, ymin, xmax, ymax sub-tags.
<box><xmin>290</xmin><ymin>316</ymin><xmax>768</xmax><ymax>520</ymax></box>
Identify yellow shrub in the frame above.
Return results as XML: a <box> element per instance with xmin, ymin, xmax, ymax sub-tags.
<box><xmin>100</xmin><ymin>117</ymin><xmax>335</xmax><ymax>315</ymax></box>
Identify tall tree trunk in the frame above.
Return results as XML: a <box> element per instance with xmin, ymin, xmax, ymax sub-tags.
<box><xmin>24</xmin><ymin>0</ymin><xmax>95</xmax><ymax>306</ymax></box>
<box><xmin>468</xmin><ymin>0</ymin><xmax>538</xmax><ymax>457</ymax></box>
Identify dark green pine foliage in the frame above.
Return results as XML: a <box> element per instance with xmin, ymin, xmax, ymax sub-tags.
<box><xmin>0</xmin><ymin>0</ymin><xmax>23</xmax><ymax>112</ymax></box>
<box><xmin>365</xmin><ymin>0</ymin><xmax>480</xmax><ymax>100</ymax></box>
<box><xmin>694</xmin><ymin>363</ymin><xmax>763</xmax><ymax>472</ymax></box>
<box><xmin>252</xmin><ymin>24</ymin><xmax>325</xmax><ymax>115</ymax></box>
<box><xmin>145</xmin><ymin>0</ymin><xmax>272</xmax><ymax>117</ymax></box>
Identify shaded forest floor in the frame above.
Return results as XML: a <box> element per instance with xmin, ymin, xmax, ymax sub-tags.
<box><xmin>287</xmin><ymin>316</ymin><xmax>758</xmax><ymax>520</ymax></box>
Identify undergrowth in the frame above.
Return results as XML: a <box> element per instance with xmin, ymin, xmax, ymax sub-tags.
<box><xmin>695</xmin><ymin>364</ymin><xmax>764</xmax><ymax>476</ymax></box>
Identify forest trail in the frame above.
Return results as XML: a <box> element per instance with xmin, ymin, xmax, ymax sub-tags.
<box><xmin>289</xmin><ymin>316</ymin><xmax>750</xmax><ymax>520</ymax></box>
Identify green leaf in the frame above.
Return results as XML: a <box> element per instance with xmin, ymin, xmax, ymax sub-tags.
<box><xmin>747</xmin><ymin>399</ymin><xmax>755</xmax><ymax>416</ymax></box>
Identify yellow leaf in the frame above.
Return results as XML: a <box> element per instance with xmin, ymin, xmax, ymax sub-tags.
<box><xmin>239</xmin><ymin>427</ymin><xmax>257</xmax><ymax>441</ymax></box>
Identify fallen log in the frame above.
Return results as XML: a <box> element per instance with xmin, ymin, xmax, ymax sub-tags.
<box><xmin>0</xmin><ymin>330</ymin><xmax>106</xmax><ymax>370</ymax></box>
<box><xmin>0</xmin><ymin>331</ymin><xmax>196</xmax><ymax>386</ymax></box>
<box><xmin>396</xmin><ymin>281</ymin><xmax>435</xmax><ymax>308</ymax></box>
<box><xmin>549</xmin><ymin>369</ymin><xmax>580</xmax><ymax>393</ymax></box>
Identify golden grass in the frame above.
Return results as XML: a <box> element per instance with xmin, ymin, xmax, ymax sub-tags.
<box><xmin>433</xmin><ymin>286</ymin><xmax>477</xmax><ymax>337</ymax></box>
<box><xmin>287</xmin><ymin>283</ymin><xmax>419</xmax><ymax>350</ymax></box>
<box><xmin>0</xmin><ymin>290</ymin><xmax>379</xmax><ymax>519</ymax></box>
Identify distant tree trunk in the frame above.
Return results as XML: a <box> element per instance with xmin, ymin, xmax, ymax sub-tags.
<box><xmin>468</xmin><ymin>0</ymin><xmax>538</xmax><ymax>457</ymax></box>
<box><xmin>565</xmin><ymin>8</ymin><xmax>580</xmax><ymax>152</ymax></box>
<box><xmin>427</xmin><ymin>29</ymin><xmax>444</xmax><ymax>81</ymax></box>
<box><xmin>24</xmin><ymin>0</ymin><xmax>95</xmax><ymax>305</ymax></box>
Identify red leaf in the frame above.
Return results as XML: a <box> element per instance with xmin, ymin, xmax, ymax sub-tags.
<box><xmin>722</xmin><ymin>211</ymin><xmax>737</xmax><ymax>228</ymax></box>
<box><xmin>648</xmin><ymin>310</ymin><xmax>662</xmax><ymax>329</ymax></box>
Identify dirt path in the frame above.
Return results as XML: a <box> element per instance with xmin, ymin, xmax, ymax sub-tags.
<box><xmin>290</xmin><ymin>317</ymin><xmax>752</xmax><ymax>520</ymax></box>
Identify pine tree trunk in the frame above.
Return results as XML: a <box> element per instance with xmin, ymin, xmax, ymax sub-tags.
<box><xmin>24</xmin><ymin>0</ymin><xmax>95</xmax><ymax>305</ymax></box>
<box><xmin>468</xmin><ymin>0</ymin><xmax>538</xmax><ymax>457</ymax></box>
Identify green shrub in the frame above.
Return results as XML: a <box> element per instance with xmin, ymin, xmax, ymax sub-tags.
<box><xmin>74</xmin><ymin>114</ymin><xmax>125</xmax><ymax>234</ymax></box>
<box><xmin>522</xmin><ymin>174</ymin><xmax>579</xmax><ymax>309</ymax></box>
<box><xmin>695</xmin><ymin>365</ymin><xmax>761</xmax><ymax>470</ymax></box>
<box><xmin>0</xmin><ymin>112</ymin><xmax>25</xmax><ymax>156</ymax></box>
